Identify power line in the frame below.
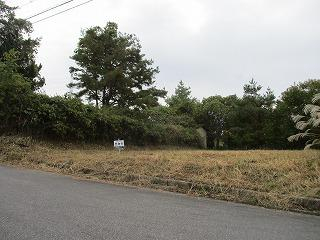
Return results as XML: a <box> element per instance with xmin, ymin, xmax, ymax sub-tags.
<box><xmin>32</xmin><ymin>0</ymin><xmax>94</xmax><ymax>24</ymax></box>
<box><xmin>26</xmin><ymin>0</ymin><xmax>75</xmax><ymax>20</ymax></box>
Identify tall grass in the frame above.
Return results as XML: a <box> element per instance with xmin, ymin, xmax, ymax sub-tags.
<box><xmin>1</xmin><ymin>136</ymin><xmax>319</xmax><ymax>211</ymax></box>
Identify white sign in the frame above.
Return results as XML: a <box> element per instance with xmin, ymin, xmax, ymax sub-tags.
<box><xmin>114</xmin><ymin>140</ymin><xmax>125</xmax><ymax>150</ymax></box>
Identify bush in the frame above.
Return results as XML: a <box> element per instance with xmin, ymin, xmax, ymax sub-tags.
<box><xmin>0</xmin><ymin>83</ymin><xmax>201</xmax><ymax>147</ymax></box>
<box><xmin>0</xmin><ymin>54</ymin><xmax>201</xmax><ymax>147</ymax></box>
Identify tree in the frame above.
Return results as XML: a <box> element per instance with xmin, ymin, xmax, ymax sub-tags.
<box><xmin>262</xmin><ymin>87</ymin><xmax>276</xmax><ymax>109</ymax></box>
<box><xmin>278</xmin><ymin>79</ymin><xmax>320</xmax><ymax>115</ymax></box>
<box><xmin>0</xmin><ymin>50</ymin><xmax>33</xmax><ymax>132</ymax></box>
<box><xmin>166</xmin><ymin>81</ymin><xmax>198</xmax><ymax>115</ymax></box>
<box><xmin>275</xmin><ymin>79</ymin><xmax>320</xmax><ymax>148</ymax></box>
<box><xmin>0</xmin><ymin>1</ymin><xmax>44</xmax><ymax>90</ymax></box>
<box><xmin>197</xmin><ymin>96</ymin><xmax>227</xmax><ymax>148</ymax></box>
<box><xmin>243</xmin><ymin>78</ymin><xmax>262</xmax><ymax>99</ymax></box>
<box><xmin>217</xmin><ymin>80</ymin><xmax>277</xmax><ymax>149</ymax></box>
<box><xmin>243</xmin><ymin>79</ymin><xmax>276</xmax><ymax>108</ymax></box>
<box><xmin>69</xmin><ymin>22</ymin><xmax>166</xmax><ymax>108</ymax></box>
<box><xmin>288</xmin><ymin>93</ymin><xmax>320</xmax><ymax>149</ymax></box>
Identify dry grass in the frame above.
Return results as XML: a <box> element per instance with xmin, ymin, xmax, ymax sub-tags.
<box><xmin>1</xmin><ymin>136</ymin><xmax>319</xmax><ymax>212</ymax></box>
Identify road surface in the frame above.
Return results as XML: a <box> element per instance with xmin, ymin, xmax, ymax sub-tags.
<box><xmin>0</xmin><ymin>165</ymin><xmax>319</xmax><ymax>240</ymax></box>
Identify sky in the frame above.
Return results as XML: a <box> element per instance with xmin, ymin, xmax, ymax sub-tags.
<box><xmin>8</xmin><ymin>0</ymin><xmax>320</xmax><ymax>100</ymax></box>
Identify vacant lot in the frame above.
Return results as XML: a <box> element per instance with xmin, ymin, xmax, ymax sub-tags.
<box><xmin>1</xmin><ymin>136</ymin><xmax>319</xmax><ymax>213</ymax></box>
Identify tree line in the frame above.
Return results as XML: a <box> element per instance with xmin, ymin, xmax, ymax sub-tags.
<box><xmin>0</xmin><ymin>1</ymin><xmax>319</xmax><ymax>149</ymax></box>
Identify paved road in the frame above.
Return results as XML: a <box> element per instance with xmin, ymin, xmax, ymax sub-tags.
<box><xmin>0</xmin><ymin>166</ymin><xmax>319</xmax><ymax>240</ymax></box>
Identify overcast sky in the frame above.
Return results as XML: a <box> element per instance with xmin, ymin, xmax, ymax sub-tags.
<box><xmin>8</xmin><ymin>0</ymin><xmax>320</xmax><ymax>100</ymax></box>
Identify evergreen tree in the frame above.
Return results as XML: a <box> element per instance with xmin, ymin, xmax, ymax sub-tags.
<box><xmin>0</xmin><ymin>1</ymin><xmax>44</xmax><ymax>90</ymax></box>
<box><xmin>166</xmin><ymin>81</ymin><xmax>198</xmax><ymax>115</ymax></box>
<box><xmin>69</xmin><ymin>22</ymin><xmax>166</xmax><ymax>108</ymax></box>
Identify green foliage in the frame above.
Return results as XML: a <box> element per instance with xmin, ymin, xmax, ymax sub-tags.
<box><xmin>0</xmin><ymin>1</ymin><xmax>44</xmax><ymax>90</ymax></box>
<box><xmin>143</xmin><ymin>105</ymin><xmax>200</xmax><ymax>146</ymax></box>
<box><xmin>243</xmin><ymin>79</ymin><xmax>262</xmax><ymax>98</ymax></box>
<box><xmin>274</xmin><ymin>79</ymin><xmax>320</xmax><ymax>148</ymax></box>
<box><xmin>208</xmin><ymin>80</ymin><xmax>277</xmax><ymax>149</ymax></box>
<box><xmin>166</xmin><ymin>81</ymin><xmax>198</xmax><ymax>115</ymax></box>
<box><xmin>196</xmin><ymin>96</ymin><xmax>228</xmax><ymax>148</ymax></box>
<box><xmin>0</xmin><ymin>58</ymin><xmax>200</xmax><ymax>146</ymax></box>
<box><xmin>147</xmin><ymin>106</ymin><xmax>197</xmax><ymax>128</ymax></box>
<box><xmin>0</xmin><ymin>9</ymin><xmax>318</xmax><ymax>150</ymax></box>
<box><xmin>279</xmin><ymin>79</ymin><xmax>320</xmax><ymax>115</ymax></box>
<box><xmin>69</xmin><ymin>22</ymin><xmax>166</xmax><ymax>108</ymax></box>
<box><xmin>219</xmin><ymin>79</ymin><xmax>319</xmax><ymax>150</ymax></box>
<box><xmin>288</xmin><ymin>93</ymin><xmax>320</xmax><ymax>149</ymax></box>
<box><xmin>1</xmin><ymin>53</ymin><xmax>317</xmax><ymax>150</ymax></box>
<box><xmin>0</xmin><ymin>51</ymin><xmax>33</xmax><ymax>132</ymax></box>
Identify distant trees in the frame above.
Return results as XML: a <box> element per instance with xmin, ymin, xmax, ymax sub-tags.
<box><xmin>165</xmin><ymin>79</ymin><xmax>319</xmax><ymax>150</ymax></box>
<box><xmin>0</xmin><ymin>3</ymin><xmax>198</xmax><ymax>147</ymax></box>
<box><xmin>69</xmin><ymin>22</ymin><xmax>166</xmax><ymax>108</ymax></box>
<box><xmin>196</xmin><ymin>96</ymin><xmax>227</xmax><ymax>148</ymax></box>
<box><xmin>1</xmin><ymin>1</ymin><xmax>319</xmax><ymax>149</ymax></box>
<box><xmin>205</xmin><ymin>79</ymin><xmax>277</xmax><ymax>149</ymax></box>
<box><xmin>164</xmin><ymin>79</ymin><xmax>279</xmax><ymax>149</ymax></box>
<box><xmin>231</xmin><ymin>79</ymin><xmax>276</xmax><ymax>149</ymax></box>
<box><xmin>0</xmin><ymin>53</ymin><xmax>200</xmax><ymax>146</ymax></box>
<box><xmin>166</xmin><ymin>81</ymin><xmax>198</xmax><ymax>115</ymax></box>
<box><xmin>0</xmin><ymin>1</ymin><xmax>44</xmax><ymax>90</ymax></box>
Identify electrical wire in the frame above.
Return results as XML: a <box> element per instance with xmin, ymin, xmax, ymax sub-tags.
<box><xmin>32</xmin><ymin>0</ymin><xmax>94</xmax><ymax>24</ymax></box>
<box><xmin>26</xmin><ymin>0</ymin><xmax>75</xmax><ymax>20</ymax></box>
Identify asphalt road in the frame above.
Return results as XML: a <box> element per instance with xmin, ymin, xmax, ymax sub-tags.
<box><xmin>0</xmin><ymin>166</ymin><xmax>319</xmax><ymax>240</ymax></box>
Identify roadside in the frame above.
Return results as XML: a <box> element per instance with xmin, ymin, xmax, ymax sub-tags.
<box><xmin>2</xmin><ymin>165</ymin><xmax>320</xmax><ymax>240</ymax></box>
<box><xmin>0</xmin><ymin>136</ymin><xmax>319</xmax><ymax>214</ymax></box>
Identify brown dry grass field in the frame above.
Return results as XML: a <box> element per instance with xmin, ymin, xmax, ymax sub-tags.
<box><xmin>1</xmin><ymin>136</ymin><xmax>319</xmax><ymax>213</ymax></box>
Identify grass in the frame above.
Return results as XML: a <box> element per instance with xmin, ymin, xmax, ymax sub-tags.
<box><xmin>1</xmin><ymin>136</ymin><xmax>319</xmax><ymax>213</ymax></box>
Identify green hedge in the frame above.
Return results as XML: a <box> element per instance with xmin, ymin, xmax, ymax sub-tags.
<box><xmin>0</xmin><ymin>78</ymin><xmax>201</xmax><ymax>147</ymax></box>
